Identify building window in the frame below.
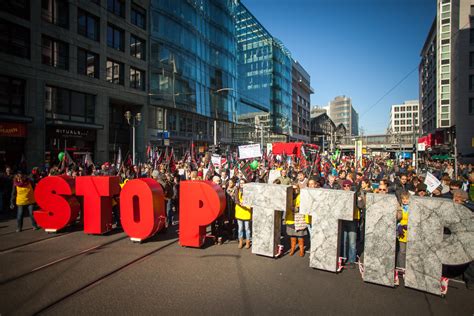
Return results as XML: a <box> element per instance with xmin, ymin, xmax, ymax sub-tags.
<box><xmin>106</xmin><ymin>59</ymin><xmax>124</xmax><ymax>85</ymax></box>
<box><xmin>471</xmin><ymin>17</ymin><xmax>474</xmax><ymax>44</ymax></box>
<box><xmin>0</xmin><ymin>19</ymin><xmax>30</xmax><ymax>59</ymax></box>
<box><xmin>107</xmin><ymin>0</ymin><xmax>124</xmax><ymax>18</ymax></box>
<box><xmin>130</xmin><ymin>67</ymin><xmax>145</xmax><ymax>90</ymax></box>
<box><xmin>78</xmin><ymin>9</ymin><xmax>100</xmax><ymax>41</ymax></box>
<box><xmin>0</xmin><ymin>75</ymin><xmax>25</xmax><ymax>115</ymax></box>
<box><xmin>0</xmin><ymin>0</ymin><xmax>30</xmax><ymax>20</ymax></box>
<box><xmin>45</xmin><ymin>86</ymin><xmax>95</xmax><ymax>123</ymax></box>
<box><xmin>470</xmin><ymin>52</ymin><xmax>474</xmax><ymax>68</ymax></box>
<box><xmin>77</xmin><ymin>48</ymin><xmax>99</xmax><ymax>79</ymax></box>
<box><xmin>41</xmin><ymin>36</ymin><xmax>68</xmax><ymax>70</ymax></box>
<box><xmin>470</xmin><ymin>98</ymin><xmax>474</xmax><ymax>115</ymax></box>
<box><xmin>130</xmin><ymin>35</ymin><xmax>146</xmax><ymax>60</ymax></box>
<box><xmin>107</xmin><ymin>24</ymin><xmax>124</xmax><ymax>51</ymax></box>
<box><xmin>131</xmin><ymin>4</ymin><xmax>146</xmax><ymax>29</ymax></box>
<box><xmin>42</xmin><ymin>0</ymin><xmax>69</xmax><ymax>28</ymax></box>
<box><xmin>470</xmin><ymin>75</ymin><xmax>474</xmax><ymax>91</ymax></box>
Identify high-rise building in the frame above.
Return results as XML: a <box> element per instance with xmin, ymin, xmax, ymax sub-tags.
<box><xmin>419</xmin><ymin>0</ymin><xmax>474</xmax><ymax>159</ymax></box>
<box><xmin>290</xmin><ymin>60</ymin><xmax>313</xmax><ymax>142</ymax></box>
<box><xmin>0</xmin><ymin>0</ymin><xmax>150</xmax><ymax>169</ymax></box>
<box><xmin>419</xmin><ymin>19</ymin><xmax>437</xmax><ymax>135</ymax></box>
<box><xmin>388</xmin><ymin>100</ymin><xmax>420</xmax><ymax>135</ymax></box>
<box><xmin>327</xmin><ymin>96</ymin><xmax>359</xmax><ymax>136</ymax></box>
<box><xmin>149</xmin><ymin>0</ymin><xmax>238</xmax><ymax>155</ymax></box>
<box><xmin>233</xmin><ymin>2</ymin><xmax>293</xmax><ymax>145</ymax></box>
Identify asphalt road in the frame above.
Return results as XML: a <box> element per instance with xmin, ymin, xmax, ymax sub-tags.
<box><xmin>0</xmin><ymin>217</ymin><xmax>473</xmax><ymax>316</ymax></box>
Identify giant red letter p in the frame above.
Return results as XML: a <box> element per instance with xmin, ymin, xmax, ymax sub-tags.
<box><xmin>33</xmin><ymin>176</ymin><xmax>80</xmax><ymax>232</ymax></box>
<box><xmin>179</xmin><ymin>181</ymin><xmax>226</xmax><ymax>247</ymax></box>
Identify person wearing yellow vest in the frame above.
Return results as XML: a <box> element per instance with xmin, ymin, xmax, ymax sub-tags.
<box><xmin>396</xmin><ymin>191</ymin><xmax>410</xmax><ymax>269</ymax></box>
<box><xmin>10</xmin><ymin>172</ymin><xmax>39</xmax><ymax>232</ymax></box>
<box><xmin>285</xmin><ymin>185</ymin><xmax>310</xmax><ymax>257</ymax></box>
<box><xmin>235</xmin><ymin>178</ymin><xmax>252</xmax><ymax>249</ymax></box>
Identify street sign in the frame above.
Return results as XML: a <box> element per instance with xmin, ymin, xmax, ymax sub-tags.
<box><xmin>164</xmin><ymin>139</ymin><xmax>170</xmax><ymax>146</ymax></box>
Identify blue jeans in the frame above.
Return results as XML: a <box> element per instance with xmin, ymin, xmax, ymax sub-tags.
<box><xmin>17</xmin><ymin>204</ymin><xmax>38</xmax><ymax>230</ymax></box>
<box><xmin>342</xmin><ymin>220</ymin><xmax>357</xmax><ymax>263</ymax></box>
<box><xmin>166</xmin><ymin>199</ymin><xmax>173</xmax><ymax>226</ymax></box>
<box><xmin>237</xmin><ymin>220</ymin><xmax>251</xmax><ymax>240</ymax></box>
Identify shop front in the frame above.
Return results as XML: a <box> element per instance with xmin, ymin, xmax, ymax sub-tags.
<box><xmin>46</xmin><ymin>126</ymin><xmax>97</xmax><ymax>166</ymax></box>
<box><xmin>0</xmin><ymin>122</ymin><xmax>27</xmax><ymax>170</ymax></box>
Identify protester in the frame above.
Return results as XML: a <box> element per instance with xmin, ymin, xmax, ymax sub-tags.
<box><xmin>235</xmin><ymin>178</ymin><xmax>252</xmax><ymax>249</ymax></box>
<box><xmin>10</xmin><ymin>172</ymin><xmax>39</xmax><ymax>232</ymax></box>
<box><xmin>285</xmin><ymin>185</ymin><xmax>309</xmax><ymax>257</ymax></box>
<box><xmin>396</xmin><ymin>191</ymin><xmax>410</xmax><ymax>269</ymax></box>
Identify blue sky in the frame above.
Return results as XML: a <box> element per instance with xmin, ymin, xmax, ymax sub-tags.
<box><xmin>243</xmin><ymin>0</ymin><xmax>436</xmax><ymax>134</ymax></box>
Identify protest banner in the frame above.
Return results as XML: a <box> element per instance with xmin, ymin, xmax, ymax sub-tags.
<box><xmin>424</xmin><ymin>172</ymin><xmax>441</xmax><ymax>193</ymax></box>
<box><xmin>238</xmin><ymin>144</ymin><xmax>262</xmax><ymax>160</ymax></box>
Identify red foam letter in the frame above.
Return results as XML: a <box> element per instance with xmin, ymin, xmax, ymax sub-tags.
<box><xmin>120</xmin><ymin>178</ymin><xmax>166</xmax><ymax>241</ymax></box>
<box><xmin>179</xmin><ymin>181</ymin><xmax>226</xmax><ymax>247</ymax></box>
<box><xmin>33</xmin><ymin>176</ymin><xmax>80</xmax><ymax>232</ymax></box>
<box><xmin>76</xmin><ymin>176</ymin><xmax>121</xmax><ymax>234</ymax></box>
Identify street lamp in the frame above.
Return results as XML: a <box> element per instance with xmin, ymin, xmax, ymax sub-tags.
<box><xmin>124</xmin><ymin>111</ymin><xmax>142</xmax><ymax>165</ymax></box>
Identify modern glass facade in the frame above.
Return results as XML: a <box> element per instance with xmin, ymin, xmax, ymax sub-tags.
<box><xmin>234</xmin><ymin>2</ymin><xmax>292</xmax><ymax>144</ymax></box>
<box><xmin>149</xmin><ymin>0</ymin><xmax>237</xmax><ymax>151</ymax></box>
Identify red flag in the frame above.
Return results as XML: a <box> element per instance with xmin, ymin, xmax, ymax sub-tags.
<box><xmin>167</xmin><ymin>148</ymin><xmax>177</xmax><ymax>173</ymax></box>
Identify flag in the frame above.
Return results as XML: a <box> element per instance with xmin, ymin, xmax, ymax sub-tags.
<box><xmin>146</xmin><ymin>144</ymin><xmax>152</xmax><ymax>162</ymax></box>
<box><xmin>64</xmin><ymin>149</ymin><xmax>74</xmax><ymax>167</ymax></box>
<box><xmin>116</xmin><ymin>147</ymin><xmax>122</xmax><ymax>170</ymax></box>
<box><xmin>156</xmin><ymin>148</ymin><xmax>165</xmax><ymax>166</ymax></box>
<box><xmin>84</xmin><ymin>152</ymin><xmax>94</xmax><ymax>167</ymax></box>
<box><xmin>167</xmin><ymin>148</ymin><xmax>177</xmax><ymax>173</ymax></box>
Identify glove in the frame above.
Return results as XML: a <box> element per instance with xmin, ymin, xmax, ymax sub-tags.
<box><xmin>10</xmin><ymin>203</ymin><xmax>15</xmax><ymax>209</ymax></box>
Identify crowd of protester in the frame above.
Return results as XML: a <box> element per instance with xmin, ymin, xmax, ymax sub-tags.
<box><xmin>0</xmin><ymin>150</ymin><xmax>473</xmax><ymax>289</ymax></box>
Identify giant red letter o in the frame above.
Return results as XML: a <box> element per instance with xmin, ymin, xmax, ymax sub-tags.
<box><xmin>120</xmin><ymin>178</ymin><xmax>166</xmax><ymax>241</ymax></box>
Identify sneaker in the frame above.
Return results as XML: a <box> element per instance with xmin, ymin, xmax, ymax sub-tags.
<box><xmin>16</xmin><ymin>228</ymin><xmax>21</xmax><ymax>233</ymax></box>
<box><xmin>217</xmin><ymin>237</ymin><xmax>223</xmax><ymax>245</ymax></box>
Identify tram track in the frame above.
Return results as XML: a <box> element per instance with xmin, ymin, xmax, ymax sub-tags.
<box><xmin>0</xmin><ymin>234</ymin><xmax>129</xmax><ymax>285</ymax></box>
<box><xmin>0</xmin><ymin>231</ymin><xmax>77</xmax><ymax>253</ymax></box>
<box><xmin>33</xmin><ymin>238</ymin><xmax>179</xmax><ymax>315</ymax></box>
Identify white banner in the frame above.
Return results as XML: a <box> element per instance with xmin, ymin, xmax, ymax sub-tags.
<box><xmin>238</xmin><ymin>144</ymin><xmax>262</xmax><ymax>160</ymax></box>
<box><xmin>211</xmin><ymin>154</ymin><xmax>221</xmax><ymax>168</ymax></box>
<box><xmin>424</xmin><ymin>172</ymin><xmax>441</xmax><ymax>193</ymax></box>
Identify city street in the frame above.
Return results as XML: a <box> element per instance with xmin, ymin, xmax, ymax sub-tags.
<box><xmin>0</xmin><ymin>219</ymin><xmax>472</xmax><ymax>315</ymax></box>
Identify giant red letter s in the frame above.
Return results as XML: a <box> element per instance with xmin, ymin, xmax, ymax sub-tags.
<box><xmin>76</xmin><ymin>176</ymin><xmax>121</xmax><ymax>234</ymax></box>
<box><xmin>179</xmin><ymin>181</ymin><xmax>226</xmax><ymax>247</ymax></box>
<box><xmin>33</xmin><ymin>176</ymin><xmax>80</xmax><ymax>232</ymax></box>
<box><xmin>120</xmin><ymin>178</ymin><xmax>166</xmax><ymax>241</ymax></box>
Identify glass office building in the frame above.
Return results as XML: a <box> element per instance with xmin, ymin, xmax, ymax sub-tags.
<box><xmin>233</xmin><ymin>2</ymin><xmax>292</xmax><ymax>144</ymax></box>
<box><xmin>149</xmin><ymin>0</ymin><xmax>238</xmax><ymax>153</ymax></box>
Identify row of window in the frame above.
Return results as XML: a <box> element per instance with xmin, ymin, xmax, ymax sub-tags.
<box><xmin>40</xmin><ymin>0</ymin><xmax>146</xmax><ymax>30</ymax></box>
<box><xmin>39</xmin><ymin>35</ymin><xmax>145</xmax><ymax>90</ymax></box>
<box><xmin>45</xmin><ymin>85</ymin><xmax>95</xmax><ymax>123</ymax></box>
<box><xmin>0</xmin><ymin>18</ymin><xmax>146</xmax><ymax>63</ymax></box>
<box><xmin>394</xmin><ymin>112</ymin><xmax>418</xmax><ymax>119</ymax></box>
<box><xmin>393</xmin><ymin>105</ymin><xmax>418</xmax><ymax>112</ymax></box>
<box><xmin>394</xmin><ymin>119</ymin><xmax>418</xmax><ymax>126</ymax></box>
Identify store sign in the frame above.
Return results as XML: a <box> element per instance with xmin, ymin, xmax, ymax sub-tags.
<box><xmin>32</xmin><ymin>178</ymin><xmax>473</xmax><ymax>296</ymax></box>
<box><xmin>53</xmin><ymin>127</ymin><xmax>89</xmax><ymax>138</ymax></box>
<box><xmin>0</xmin><ymin>122</ymin><xmax>27</xmax><ymax>138</ymax></box>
